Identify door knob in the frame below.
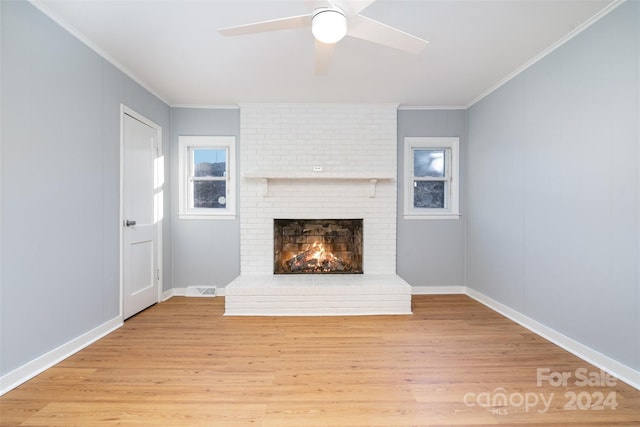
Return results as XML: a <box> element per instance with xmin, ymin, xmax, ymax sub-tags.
<box><xmin>125</xmin><ymin>220</ymin><xmax>137</xmax><ymax>227</ymax></box>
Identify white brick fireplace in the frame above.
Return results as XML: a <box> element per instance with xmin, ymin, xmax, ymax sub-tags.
<box><xmin>224</xmin><ymin>104</ymin><xmax>411</xmax><ymax>315</ymax></box>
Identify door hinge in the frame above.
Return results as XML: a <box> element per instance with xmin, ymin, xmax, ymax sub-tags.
<box><xmin>156</xmin><ymin>268</ymin><xmax>160</xmax><ymax>281</ymax></box>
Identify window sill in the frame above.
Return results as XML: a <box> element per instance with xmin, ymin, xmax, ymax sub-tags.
<box><xmin>403</xmin><ymin>213</ymin><xmax>461</xmax><ymax>220</ymax></box>
<box><xmin>179</xmin><ymin>213</ymin><xmax>236</xmax><ymax>220</ymax></box>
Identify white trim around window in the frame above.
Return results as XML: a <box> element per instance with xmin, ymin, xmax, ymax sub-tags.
<box><xmin>178</xmin><ymin>136</ymin><xmax>236</xmax><ymax>220</ymax></box>
<box><xmin>404</xmin><ymin>137</ymin><xmax>460</xmax><ymax>220</ymax></box>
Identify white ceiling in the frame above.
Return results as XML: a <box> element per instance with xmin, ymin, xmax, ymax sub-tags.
<box><xmin>33</xmin><ymin>0</ymin><xmax>617</xmax><ymax>107</ymax></box>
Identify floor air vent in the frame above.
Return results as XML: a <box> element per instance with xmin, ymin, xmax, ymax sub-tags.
<box><xmin>185</xmin><ymin>286</ymin><xmax>217</xmax><ymax>297</ymax></box>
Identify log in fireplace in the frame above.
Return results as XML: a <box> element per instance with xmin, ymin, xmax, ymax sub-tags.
<box><xmin>274</xmin><ymin>219</ymin><xmax>363</xmax><ymax>274</ymax></box>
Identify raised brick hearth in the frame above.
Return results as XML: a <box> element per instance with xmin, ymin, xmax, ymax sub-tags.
<box><xmin>225</xmin><ymin>275</ymin><xmax>411</xmax><ymax>316</ymax></box>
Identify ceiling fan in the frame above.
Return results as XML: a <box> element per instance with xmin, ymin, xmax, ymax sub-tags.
<box><xmin>218</xmin><ymin>0</ymin><xmax>428</xmax><ymax>75</ymax></box>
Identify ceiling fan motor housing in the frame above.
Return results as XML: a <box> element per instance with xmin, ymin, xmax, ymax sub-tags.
<box><xmin>312</xmin><ymin>7</ymin><xmax>348</xmax><ymax>44</ymax></box>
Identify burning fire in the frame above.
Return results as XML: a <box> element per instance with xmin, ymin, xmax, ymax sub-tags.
<box><xmin>310</xmin><ymin>242</ymin><xmax>327</xmax><ymax>262</ymax></box>
<box><xmin>287</xmin><ymin>241</ymin><xmax>346</xmax><ymax>273</ymax></box>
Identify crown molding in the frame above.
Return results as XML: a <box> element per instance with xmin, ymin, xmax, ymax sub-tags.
<box><xmin>29</xmin><ymin>0</ymin><xmax>171</xmax><ymax>106</ymax></box>
<box><xmin>466</xmin><ymin>0</ymin><xmax>627</xmax><ymax>108</ymax></box>
<box><xmin>171</xmin><ymin>104</ymin><xmax>240</xmax><ymax>110</ymax></box>
<box><xmin>398</xmin><ymin>105</ymin><xmax>467</xmax><ymax>111</ymax></box>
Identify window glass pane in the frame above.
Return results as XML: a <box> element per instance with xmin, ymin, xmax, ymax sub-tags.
<box><xmin>194</xmin><ymin>148</ymin><xmax>226</xmax><ymax>177</ymax></box>
<box><xmin>414</xmin><ymin>181</ymin><xmax>445</xmax><ymax>208</ymax></box>
<box><xmin>194</xmin><ymin>181</ymin><xmax>227</xmax><ymax>208</ymax></box>
<box><xmin>414</xmin><ymin>149</ymin><xmax>445</xmax><ymax>177</ymax></box>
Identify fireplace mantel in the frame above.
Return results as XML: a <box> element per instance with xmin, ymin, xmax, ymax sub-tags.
<box><xmin>243</xmin><ymin>173</ymin><xmax>395</xmax><ymax>197</ymax></box>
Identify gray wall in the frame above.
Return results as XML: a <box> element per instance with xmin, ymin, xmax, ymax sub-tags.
<box><xmin>1</xmin><ymin>0</ymin><xmax>171</xmax><ymax>375</ymax></box>
<box><xmin>170</xmin><ymin>108</ymin><xmax>241</xmax><ymax>290</ymax></box>
<box><xmin>467</xmin><ymin>0</ymin><xmax>639</xmax><ymax>370</ymax></box>
<box><xmin>397</xmin><ymin>110</ymin><xmax>466</xmax><ymax>288</ymax></box>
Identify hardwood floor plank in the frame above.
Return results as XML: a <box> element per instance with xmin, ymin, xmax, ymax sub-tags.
<box><xmin>19</xmin><ymin>402</ymin><xmax>267</xmax><ymax>427</ymax></box>
<box><xmin>1</xmin><ymin>295</ymin><xmax>638</xmax><ymax>426</ymax></box>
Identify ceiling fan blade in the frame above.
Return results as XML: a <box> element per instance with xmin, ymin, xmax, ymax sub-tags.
<box><xmin>219</xmin><ymin>14</ymin><xmax>312</xmax><ymax>37</ymax></box>
<box><xmin>347</xmin><ymin>14</ymin><xmax>428</xmax><ymax>54</ymax></box>
<box><xmin>341</xmin><ymin>0</ymin><xmax>376</xmax><ymax>15</ymax></box>
<box><xmin>315</xmin><ymin>40</ymin><xmax>336</xmax><ymax>75</ymax></box>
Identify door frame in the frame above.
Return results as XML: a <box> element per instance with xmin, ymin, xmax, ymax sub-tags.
<box><xmin>119</xmin><ymin>104</ymin><xmax>163</xmax><ymax>319</ymax></box>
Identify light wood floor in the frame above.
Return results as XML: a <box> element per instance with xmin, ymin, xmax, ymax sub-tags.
<box><xmin>1</xmin><ymin>295</ymin><xmax>639</xmax><ymax>426</ymax></box>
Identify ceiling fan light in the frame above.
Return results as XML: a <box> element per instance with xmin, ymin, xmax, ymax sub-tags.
<box><xmin>312</xmin><ymin>9</ymin><xmax>347</xmax><ymax>44</ymax></box>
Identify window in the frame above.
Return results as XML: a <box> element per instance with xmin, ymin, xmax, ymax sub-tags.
<box><xmin>404</xmin><ymin>137</ymin><xmax>460</xmax><ymax>219</ymax></box>
<box><xmin>179</xmin><ymin>136</ymin><xmax>236</xmax><ymax>219</ymax></box>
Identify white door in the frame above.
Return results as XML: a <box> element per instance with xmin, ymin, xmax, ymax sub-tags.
<box><xmin>122</xmin><ymin>110</ymin><xmax>161</xmax><ymax>319</ymax></box>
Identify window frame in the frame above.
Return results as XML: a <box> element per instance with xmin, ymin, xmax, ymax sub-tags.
<box><xmin>178</xmin><ymin>135</ymin><xmax>236</xmax><ymax>220</ymax></box>
<box><xmin>404</xmin><ymin>137</ymin><xmax>460</xmax><ymax>220</ymax></box>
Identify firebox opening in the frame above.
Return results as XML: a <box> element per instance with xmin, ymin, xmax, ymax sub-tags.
<box><xmin>274</xmin><ymin>219</ymin><xmax>363</xmax><ymax>274</ymax></box>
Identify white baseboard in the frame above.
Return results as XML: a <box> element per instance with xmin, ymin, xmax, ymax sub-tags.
<box><xmin>163</xmin><ymin>287</ymin><xmax>225</xmax><ymax>300</ymax></box>
<box><xmin>466</xmin><ymin>288</ymin><xmax>640</xmax><ymax>391</ymax></box>
<box><xmin>171</xmin><ymin>285</ymin><xmax>446</xmax><ymax>298</ymax></box>
<box><xmin>162</xmin><ymin>287</ymin><xmax>184</xmax><ymax>300</ymax></box>
<box><xmin>0</xmin><ymin>316</ymin><xmax>122</xmax><ymax>396</ymax></box>
<box><xmin>412</xmin><ymin>285</ymin><xmax>466</xmax><ymax>295</ymax></box>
